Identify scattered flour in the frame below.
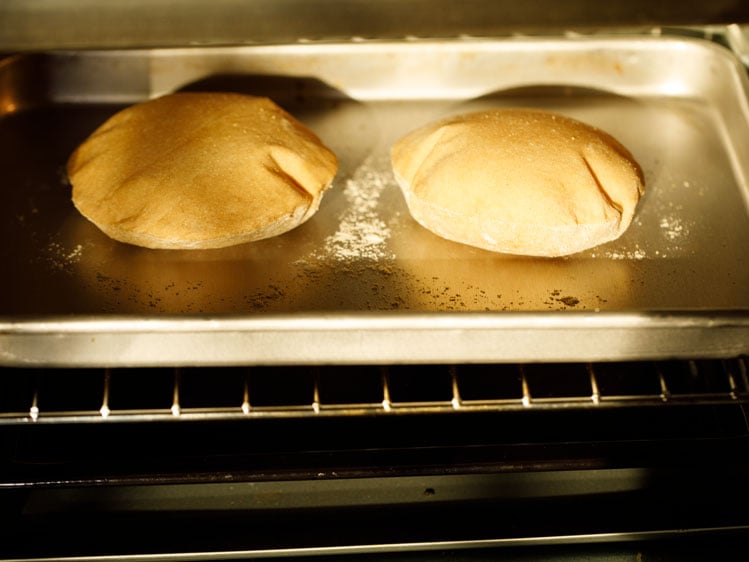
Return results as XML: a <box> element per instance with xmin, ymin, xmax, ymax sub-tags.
<box><xmin>313</xmin><ymin>154</ymin><xmax>394</xmax><ymax>262</ymax></box>
<box><xmin>591</xmin><ymin>180</ymin><xmax>693</xmax><ymax>260</ymax></box>
<box><xmin>603</xmin><ymin>248</ymin><xmax>647</xmax><ymax>260</ymax></box>
<box><xmin>659</xmin><ymin>215</ymin><xmax>687</xmax><ymax>242</ymax></box>
<box><xmin>45</xmin><ymin>241</ymin><xmax>84</xmax><ymax>272</ymax></box>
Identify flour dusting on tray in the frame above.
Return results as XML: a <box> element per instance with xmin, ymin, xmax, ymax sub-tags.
<box><xmin>315</xmin><ymin>153</ymin><xmax>393</xmax><ymax>262</ymax></box>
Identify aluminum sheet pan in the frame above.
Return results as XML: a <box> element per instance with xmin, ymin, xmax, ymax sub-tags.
<box><xmin>1</xmin><ymin>36</ymin><xmax>749</xmax><ymax>366</ymax></box>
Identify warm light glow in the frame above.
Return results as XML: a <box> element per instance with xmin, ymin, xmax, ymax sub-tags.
<box><xmin>0</xmin><ymin>99</ymin><xmax>18</xmax><ymax>114</ymax></box>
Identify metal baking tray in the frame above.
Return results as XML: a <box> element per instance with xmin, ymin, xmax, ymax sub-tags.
<box><xmin>1</xmin><ymin>35</ymin><xmax>749</xmax><ymax>366</ymax></box>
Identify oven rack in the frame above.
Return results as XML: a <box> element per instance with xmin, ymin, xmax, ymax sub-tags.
<box><xmin>0</xmin><ymin>358</ymin><xmax>746</xmax><ymax>424</ymax></box>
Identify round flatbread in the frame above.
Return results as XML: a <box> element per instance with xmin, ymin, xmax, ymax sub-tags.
<box><xmin>391</xmin><ymin>108</ymin><xmax>644</xmax><ymax>257</ymax></box>
<box><xmin>67</xmin><ymin>92</ymin><xmax>338</xmax><ymax>249</ymax></box>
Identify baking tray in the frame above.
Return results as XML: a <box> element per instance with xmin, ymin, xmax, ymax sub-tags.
<box><xmin>1</xmin><ymin>36</ymin><xmax>749</xmax><ymax>366</ymax></box>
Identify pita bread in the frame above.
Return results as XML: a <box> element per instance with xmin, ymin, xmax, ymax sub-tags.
<box><xmin>391</xmin><ymin>108</ymin><xmax>644</xmax><ymax>257</ymax></box>
<box><xmin>67</xmin><ymin>92</ymin><xmax>338</xmax><ymax>249</ymax></box>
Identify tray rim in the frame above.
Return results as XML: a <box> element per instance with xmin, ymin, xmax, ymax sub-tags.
<box><xmin>5</xmin><ymin>32</ymin><xmax>748</xmax><ymax>100</ymax></box>
<box><xmin>1</xmin><ymin>310</ymin><xmax>748</xmax><ymax>367</ymax></box>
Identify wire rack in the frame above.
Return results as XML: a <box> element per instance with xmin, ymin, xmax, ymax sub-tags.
<box><xmin>0</xmin><ymin>358</ymin><xmax>747</xmax><ymax>424</ymax></box>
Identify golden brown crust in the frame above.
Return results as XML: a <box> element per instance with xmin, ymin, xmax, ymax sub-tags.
<box><xmin>67</xmin><ymin>92</ymin><xmax>338</xmax><ymax>249</ymax></box>
<box><xmin>391</xmin><ymin>108</ymin><xmax>644</xmax><ymax>257</ymax></box>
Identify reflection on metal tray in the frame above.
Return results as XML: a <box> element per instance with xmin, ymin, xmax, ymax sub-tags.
<box><xmin>1</xmin><ymin>36</ymin><xmax>749</xmax><ymax>365</ymax></box>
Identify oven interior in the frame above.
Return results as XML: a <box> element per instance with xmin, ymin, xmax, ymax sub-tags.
<box><xmin>1</xmin><ymin>359</ymin><xmax>749</xmax><ymax>559</ymax></box>
<box><xmin>2</xmin><ymin>2</ymin><xmax>749</xmax><ymax>561</ymax></box>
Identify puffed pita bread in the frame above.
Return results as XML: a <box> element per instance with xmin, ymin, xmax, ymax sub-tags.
<box><xmin>67</xmin><ymin>92</ymin><xmax>338</xmax><ymax>249</ymax></box>
<box><xmin>391</xmin><ymin>108</ymin><xmax>644</xmax><ymax>257</ymax></box>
